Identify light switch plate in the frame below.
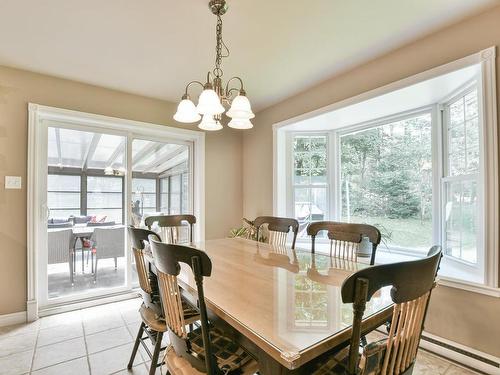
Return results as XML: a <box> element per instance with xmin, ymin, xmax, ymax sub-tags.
<box><xmin>5</xmin><ymin>176</ymin><xmax>22</xmax><ymax>189</ymax></box>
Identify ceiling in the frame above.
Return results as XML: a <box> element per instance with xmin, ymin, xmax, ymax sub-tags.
<box><xmin>286</xmin><ymin>64</ymin><xmax>480</xmax><ymax>131</ymax></box>
<box><xmin>0</xmin><ymin>0</ymin><xmax>496</xmax><ymax>110</ymax></box>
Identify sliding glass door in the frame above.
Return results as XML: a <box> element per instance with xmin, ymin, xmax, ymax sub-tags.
<box><xmin>39</xmin><ymin>123</ymin><xmax>193</xmax><ymax>308</ymax></box>
<box><xmin>44</xmin><ymin>126</ymin><xmax>128</xmax><ymax>303</ymax></box>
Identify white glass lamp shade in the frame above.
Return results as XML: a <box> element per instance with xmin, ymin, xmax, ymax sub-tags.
<box><xmin>174</xmin><ymin>99</ymin><xmax>201</xmax><ymax>123</ymax></box>
<box><xmin>226</xmin><ymin>95</ymin><xmax>255</xmax><ymax>119</ymax></box>
<box><xmin>196</xmin><ymin>89</ymin><xmax>225</xmax><ymax>115</ymax></box>
<box><xmin>198</xmin><ymin>115</ymin><xmax>223</xmax><ymax>131</ymax></box>
<box><xmin>228</xmin><ymin>118</ymin><xmax>253</xmax><ymax>129</ymax></box>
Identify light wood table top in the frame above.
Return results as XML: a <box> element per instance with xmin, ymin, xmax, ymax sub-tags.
<box><xmin>175</xmin><ymin>238</ymin><xmax>393</xmax><ymax>371</ymax></box>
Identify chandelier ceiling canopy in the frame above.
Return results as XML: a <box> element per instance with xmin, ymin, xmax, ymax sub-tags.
<box><xmin>173</xmin><ymin>0</ymin><xmax>254</xmax><ymax>131</ymax></box>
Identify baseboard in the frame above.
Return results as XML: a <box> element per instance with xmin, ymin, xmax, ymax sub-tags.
<box><xmin>421</xmin><ymin>332</ymin><xmax>500</xmax><ymax>375</ymax></box>
<box><xmin>38</xmin><ymin>291</ymin><xmax>139</xmax><ymax>317</ymax></box>
<box><xmin>0</xmin><ymin>311</ymin><xmax>27</xmax><ymax>327</ymax></box>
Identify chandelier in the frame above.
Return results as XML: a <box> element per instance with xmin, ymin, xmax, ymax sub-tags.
<box><xmin>173</xmin><ymin>0</ymin><xmax>254</xmax><ymax>131</ymax></box>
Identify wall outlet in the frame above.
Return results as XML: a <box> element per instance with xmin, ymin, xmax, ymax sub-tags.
<box><xmin>5</xmin><ymin>176</ymin><xmax>22</xmax><ymax>189</ymax></box>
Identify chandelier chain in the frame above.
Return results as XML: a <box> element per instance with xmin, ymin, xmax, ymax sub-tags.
<box><xmin>214</xmin><ymin>14</ymin><xmax>229</xmax><ymax>78</ymax></box>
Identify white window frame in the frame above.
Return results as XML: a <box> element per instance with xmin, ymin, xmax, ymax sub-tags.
<box><xmin>27</xmin><ymin>104</ymin><xmax>206</xmax><ymax>320</ymax></box>
<box><xmin>288</xmin><ymin>132</ymin><xmax>331</xmax><ymax>232</ymax></box>
<box><xmin>439</xmin><ymin>83</ymin><xmax>485</xmax><ymax>283</ymax></box>
<box><xmin>273</xmin><ymin>47</ymin><xmax>498</xmax><ymax>296</ymax></box>
<box><xmin>335</xmin><ymin>107</ymin><xmax>436</xmax><ymax>256</ymax></box>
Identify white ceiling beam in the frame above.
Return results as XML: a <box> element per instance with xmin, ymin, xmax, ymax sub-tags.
<box><xmin>157</xmin><ymin>151</ymin><xmax>189</xmax><ymax>177</ymax></box>
<box><xmin>82</xmin><ymin>133</ymin><xmax>102</xmax><ymax>170</ymax></box>
<box><xmin>132</xmin><ymin>142</ymin><xmax>163</xmax><ymax>168</ymax></box>
<box><xmin>106</xmin><ymin>138</ymin><xmax>126</xmax><ymax>166</ymax></box>
<box><xmin>141</xmin><ymin>146</ymin><xmax>185</xmax><ymax>173</ymax></box>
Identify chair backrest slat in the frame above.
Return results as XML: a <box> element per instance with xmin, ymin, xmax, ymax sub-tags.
<box><xmin>127</xmin><ymin>227</ymin><xmax>161</xmax><ymax>311</ymax></box>
<box><xmin>341</xmin><ymin>246</ymin><xmax>442</xmax><ymax>375</ymax></box>
<box><xmin>254</xmin><ymin>216</ymin><xmax>299</xmax><ymax>249</ymax></box>
<box><xmin>145</xmin><ymin>215</ymin><xmax>196</xmax><ymax>244</ymax></box>
<box><xmin>307</xmin><ymin>221</ymin><xmax>381</xmax><ymax>265</ymax></box>
<box><xmin>157</xmin><ymin>271</ymin><xmax>187</xmax><ymax>338</ymax></box>
<box><xmin>132</xmin><ymin>247</ymin><xmax>152</xmax><ymax>294</ymax></box>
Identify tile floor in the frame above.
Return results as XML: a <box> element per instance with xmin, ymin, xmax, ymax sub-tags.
<box><xmin>0</xmin><ymin>298</ymin><xmax>482</xmax><ymax>375</ymax></box>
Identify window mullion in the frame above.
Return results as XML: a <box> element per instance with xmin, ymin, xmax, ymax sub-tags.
<box><xmin>81</xmin><ymin>171</ymin><xmax>87</xmax><ymax>216</ymax></box>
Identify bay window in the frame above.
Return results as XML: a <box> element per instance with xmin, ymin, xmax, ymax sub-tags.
<box><xmin>288</xmin><ymin>92</ymin><xmax>485</xmax><ymax>283</ymax></box>
<box><xmin>278</xmin><ymin>49</ymin><xmax>499</xmax><ymax>290</ymax></box>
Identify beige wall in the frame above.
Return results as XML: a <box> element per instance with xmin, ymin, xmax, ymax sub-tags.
<box><xmin>0</xmin><ymin>66</ymin><xmax>243</xmax><ymax>315</ymax></box>
<box><xmin>243</xmin><ymin>5</ymin><xmax>500</xmax><ymax>357</ymax></box>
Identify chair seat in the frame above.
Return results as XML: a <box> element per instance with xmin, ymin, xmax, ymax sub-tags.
<box><xmin>140</xmin><ymin>305</ymin><xmax>168</xmax><ymax>333</ymax></box>
<box><xmin>310</xmin><ymin>346</ymin><xmax>350</xmax><ymax>375</ymax></box>
<box><xmin>187</xmin><ymin>326</ymin><xmax>255</xmax><ymax>374</ymax></box>
<box><xmin>139</xmin><ymin>298</ymin><xmax>200</xmax><ymax>333</ymax></box>
<box><xmin>310</xmin><ymin>339</ymin><xmax>388</xmax><ymax>375</ymax></box>
<box><xmin>164</xmin><ymin>343</ymin><xmax>258</xmax><ymax>375</ymax></box>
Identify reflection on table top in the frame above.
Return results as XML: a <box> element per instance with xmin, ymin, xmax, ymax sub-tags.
<box><xmin>175</xmin><ymin>237</ymin><xmax>393</xmax><ymax>369</ymax></box>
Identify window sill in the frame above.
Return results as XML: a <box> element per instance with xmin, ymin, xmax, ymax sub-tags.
<box><xmin>375</xmin><ymin>249</ymin><xmax>500</xmax><ymax>297</ymax></box>
<box><xmin>295</xmin><ymin>240</ymin><xmax>500</xmax><ymax>298</ymax></box>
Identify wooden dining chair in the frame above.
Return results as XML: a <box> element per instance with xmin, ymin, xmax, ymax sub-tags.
<box><xmin>148</xmin><ymin>238</ymin><xmax>258</xmax><ymax>375</ymax></box>
<box><xmin>253</xmin><ymin>216</ymin><xmax>299</xmax><ymax>249</ymax></box>
<box><xmin>145</xmin><ymin>214</ymin><xmax>196</xmax><ymax>244</ymax></box>
<box><xmin>308</xmin><ymin>246</ymin><xmax>442</xmax><ymax>375</ymax></box>
<box><xmin>127</xmin><ymin>227</ymin><xmax>199</xmax><ymax>375</ymax></box>
<box><xmin>307</xmin><ymin>221</ymin><xmax>381</xmax><ymax>265</ymax></box>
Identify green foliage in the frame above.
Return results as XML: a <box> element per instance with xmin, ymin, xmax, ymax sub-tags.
<box><xmin>341</xmin><ymin>115</ymin><xmax>433</xmax><ymax>223</ymax></box>
<box><xmin>228</xmin><ymin>218</ymin><xmax>267</xmax><ymax>242</ymax></box>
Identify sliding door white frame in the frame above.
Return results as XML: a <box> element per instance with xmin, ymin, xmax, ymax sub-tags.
<box><xmin>27</xmin><ymin>103</ymin><xmax>205</xmax><ymax>320</ymax></box>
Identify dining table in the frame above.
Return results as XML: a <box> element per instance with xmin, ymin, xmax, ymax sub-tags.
<box><xmin>149</xmin><ymin>237</ymin><xmax>394</xmax><ymax>374</ymax></box>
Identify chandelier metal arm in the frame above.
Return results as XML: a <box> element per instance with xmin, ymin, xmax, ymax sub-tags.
<box><xmin>182</xmin><ymin>80</ymin><xmax>205</xmax><ymax>99</ymax></box>
<box><xmin>225</xmin><ymin>76</ymin><xmax>246</xmax><ymax>97</ymax></box>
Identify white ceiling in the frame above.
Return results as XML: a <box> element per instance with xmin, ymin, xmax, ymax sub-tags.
<box><xmin>286</xmin><ymin>64</ymin><xmax>480</xmax><ymax>131</ymax></box>
<box><xmin>0</xmin><ymin>0</ymin><xmax>496</xmax><ymax>110</ymax></box>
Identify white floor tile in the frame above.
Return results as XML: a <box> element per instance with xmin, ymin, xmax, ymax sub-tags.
<box><xmin>0</xmin><ymin>349</ymin><xmax>33</xmax><ymax>375</ymax></box>
<box><xmin>89</xmin><ymin>342</ymin><xmax>144</xmax><ymax>375</ymax></box>
<box><xmin>32</xmin><ymin>356</ymin><xmax>90</xmax><ymax>375</ymax></box>
<box><xmin>39</xmin><ymin>310</ymin><xmax>82</xmax><ymax>330</ymax></box>
<box><xmin>112</xmin><ymin>363</ymin><xmax>149</xmax><ymax>375</ymax></box>
<box><xmin>120</xmin><ymin>308</ymin><xmax>141</xmax><ymax>325</ymax></box>
<box><xmin>37</xmin><ymin>321</ymin><xmax>84</xmax><ymax>347</ymax></box>
<box><xmin>83</xmin><ymin>312</ymin><xmax>125</xmax><ymax>335</ymax></box>
<box><xmin>32</xmin><ymin>337</ymin><xmax>86</xmax><ymax>370</ymax></box>
<box><xmin>0</xmin><ymin>332</ymin><xmax>37</xmax><ymax>358</ymax></box>
<box><xmin>86</xmin><ymin>326</ymin><xmax>133</xmax><ymax>354</ymax></box>
<box><xmin>0</xmin><ymin>321</ymin><xmax>39</xmax><ymax>338</ymax></box>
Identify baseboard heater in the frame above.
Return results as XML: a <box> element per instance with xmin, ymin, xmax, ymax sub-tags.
<box><xmin>420</xmin><ymin>333</ymin><xmax>500</xmax><ymax>375</ymax></box>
